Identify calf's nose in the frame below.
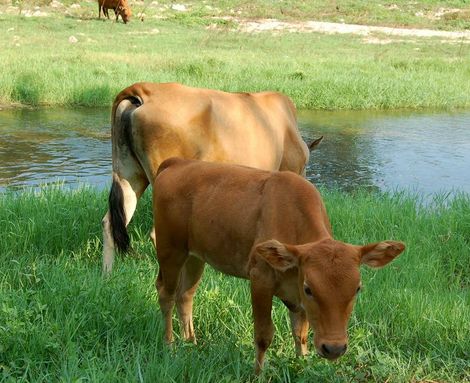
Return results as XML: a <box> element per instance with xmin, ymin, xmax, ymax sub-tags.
<box><xmin>321</xmin><ymin>343</ymin><xmax>347</xmax><ymax>359</ymax></box>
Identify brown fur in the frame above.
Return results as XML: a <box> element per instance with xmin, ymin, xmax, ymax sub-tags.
<box><xmin>102</xmin><ymin>82</ymin><xmax>320</xmax><ymax>273</ymax></box>
<box><xmin>152</xmin><ymin>158</ymin><xmax>405</xmax><ymax>373</ymax></box>
<box><xmin>98</xmin><ymin>0</ymin><xmax>131</xmax><ymax>23</ymax></box>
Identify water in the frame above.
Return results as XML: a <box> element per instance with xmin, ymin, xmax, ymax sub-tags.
<box><xmin>0</xmin><ymin>108</ymin><xmax>111</xmax><ymax>190</ymax></box>
<box><xmin>300</xmin><ymin>110</ymin><xmax>470</xmax><ymax>194</ymax></box>
<box><xmin>1</xmin><ymin>107</ymin><xmax>469</xmax><ymax>195</ymax></box>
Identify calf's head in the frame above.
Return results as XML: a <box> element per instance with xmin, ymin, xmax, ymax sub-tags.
<box><xmin>256</xmin><ymin>238</ymin><xmax>405</xmax><ymax>360</ymax></box>
<box><xmin>119</xmin><ymin>2</ymin><xmax>131</xmax><ymax>23</ymax></box>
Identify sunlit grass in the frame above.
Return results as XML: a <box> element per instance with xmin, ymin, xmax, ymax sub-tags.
<box><xmin>1</xmin><ymin>13</ymin><xmax>470</xmax><ymax>110</ymax></box>
<box><xmin>1</xmin><ymin>186</ymin><xmax>469</xmax><ymax>381</ymax></box>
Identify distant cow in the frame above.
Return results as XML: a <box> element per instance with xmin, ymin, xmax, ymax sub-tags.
<box><xmin>98</xmin><ymin>0</ymin><xmax>131</xmax><ymax>23</ymax></box>
<box><xmin>152</xmin><ymin>158</ymin><xmax>405</xmax><ymax>373</ymax></box>
<box><xmin>102</xmin><ymin>82</ymin><xmax>322</xmax><ymax>273</ymax></box>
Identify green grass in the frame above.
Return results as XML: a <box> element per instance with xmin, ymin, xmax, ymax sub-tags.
<box><xmin>1</xmin><ymin>186</ymin><xmax>469</xmax><ymax>382</ymax></box>
<box><xmin>1</xmin><ymin>8</ymin><xmax>470</xmax><ymax>110</ymax></box>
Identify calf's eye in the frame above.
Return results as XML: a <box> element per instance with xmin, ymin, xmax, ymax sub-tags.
<box><xmin>304</xmin><ymin>284</ymin><xmax>313</xmax><ymax>297</ymax></box>
<box><xmin>356</xmin><ymin>286</ymin><xmax>361</xmax><ymax>294</ymax></box>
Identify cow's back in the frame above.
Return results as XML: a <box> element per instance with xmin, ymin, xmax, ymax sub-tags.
<box><xmin>99</xmin><ymin>0</ymin><xmax>118</xmax><ymax>9</ymax></box>
<box><xmin>121</xmin><ymin>82</ymin><xmax>308</xmax><ymax>182</ymax></box>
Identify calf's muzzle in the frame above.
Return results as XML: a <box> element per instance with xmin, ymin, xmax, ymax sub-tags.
<box><xmin>320</xmin><ymin>343</ymin><xmax>347</xmax><ymax>359</ymax></box>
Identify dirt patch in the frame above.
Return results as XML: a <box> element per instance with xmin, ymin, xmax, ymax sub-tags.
<box><xmin>232</xmin><ymin>18</ymin><xmax>470</xmax><ymax>41</ymax></box>
<box><xmin>127</xmin><ymin>28</ymin><xmax>160</xmax><ymax>35</ymax></box>
<box><xmin>429</xmin><ymin>7</ymin><xmax>465</xmax><ymax>20</ymax></box>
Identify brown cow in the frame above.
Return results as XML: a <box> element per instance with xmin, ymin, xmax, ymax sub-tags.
<box><xmin>102</xmin><ymin>82</ymin><xmax>322</xmax><ymax>273</ymax></box>
<box><xmin>152</xmin><ymin>158</ymin><xmax>405</xmax><ymax>374</ymax></box>
<box><xmin>98</xmin><ymin>0</ymin><xmax>131</xmax><ymax>23</ymax></box>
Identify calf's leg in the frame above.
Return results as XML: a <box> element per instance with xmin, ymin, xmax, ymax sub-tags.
<box><xmin>176</xmin><ymin>256</ymin><xmax>205</xmax><ymax>344</ymax></box>
<box><xmin>155</xmin><ymin>249</ymin><xmax>188</xmax><ymax>344</ymax></box>
<box><xmin>250</xmin><ymin>278</ymin><xmax>275</xmax><ymax>374</ymax></box>
<box><xmin>289</xmin><ymin>310</ymin><xmax>309</xmax><ymax>356</ymax></box>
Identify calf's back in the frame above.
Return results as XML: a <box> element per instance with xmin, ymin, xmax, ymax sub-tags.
<box><xmin>153</xmin><ymin>158</ymin><xmax>331</xmax><ymax>278</ymax></box>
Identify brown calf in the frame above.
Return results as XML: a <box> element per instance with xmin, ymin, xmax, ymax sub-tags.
<box><xmin>152</xmin><ymin>158</ymin><xmax>405</xmax><ymax>373</ymax></box>
<box><xmin>98</xmin><ymin>0</ymin><xmax>131</xmax><ymax>23</ymax></box>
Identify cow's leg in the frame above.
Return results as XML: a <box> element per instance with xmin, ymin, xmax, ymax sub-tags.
<box><xmin>250</xmin><ymin>278</ymin><xmax>274</xmax><ymax>374</ymax></box>
<box><xmin>98</xmin><ymin>4</ymin><xmax>102</xmax><ymax>18</ymax></box>
<box><xmin>156</xmin><ymin>248</ymin><xmax>188</xmax><ymax>344</ymax></box>
<box><xmin>176</xmin><ymin>256</ymin><xmax>205</xmax><ymax>344</ymax></box>
<box><xmin>289</xmin><ymin>310</ymin><xmax>309</xmax><ymax>356</ymax></box>
<box><xmin>102</xmin><ymin>173</ymin><xmax>148</xmax><ymax>274</ymax></box>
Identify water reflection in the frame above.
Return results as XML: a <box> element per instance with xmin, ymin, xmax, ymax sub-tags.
<box><xmin>0</xmin><ymin>108</ymin><xmax>469</xmax><ymax>194</ymax></box>
<box><xmin>0</xmin><ymin>108</ymin><xmax>111</xmax><ymax>190</ymax></box>
<box><xmin>299</xmin><ymin>110</ymin><xmax>470</xmax><ymax>194</ymax></box>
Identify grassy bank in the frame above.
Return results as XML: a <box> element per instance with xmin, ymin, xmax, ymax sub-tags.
<box><xmin>1</xmin><ymin>11</ymin><xmax>470</xmax><ymax>110</ymax></box>
<box><xmin>1</xmin><ymin>187</ymin><xmax>469</xmax><ymax>382</ymax></box>
<box><xmin>3</xmin><ymin>0</ymin><xmax>470</xmax><ymax>30</ymax></box>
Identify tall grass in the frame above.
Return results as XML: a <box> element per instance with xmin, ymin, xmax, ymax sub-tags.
<box><xmin>1</xmin><ymin>15</ymin><xmax>470</xmax><ymax>110</ymax></box>
<box><xmin>1</xmin><ymin>186</ymin><xmax>469</xmax><ymax>382</ymax></box>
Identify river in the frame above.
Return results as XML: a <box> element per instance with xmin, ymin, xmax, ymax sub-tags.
<box><xmin>1</xmin><ymin>107</ymin><xmax>469</xmax><ymax>195</ymax></box>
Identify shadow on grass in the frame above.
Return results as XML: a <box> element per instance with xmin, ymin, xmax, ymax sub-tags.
<box><xmin>64</xmin><ymin>13</ymin><xmax>129</xmax><ymax>24</ymax></box>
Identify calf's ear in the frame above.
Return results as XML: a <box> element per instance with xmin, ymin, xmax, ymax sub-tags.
<box><xmin>360</xmin><ymin>241</ymin><xmax>405</xmax><ymax>268</ymax></box>
<box><xmin>256</xmin><ymin>240</ymin><xmax>299</xmax><ymax>272</ymax></box>
<box><xmin>308</xmin><ymin>136</ymin><xmax>323</xmax><ymax>151</ymax></box>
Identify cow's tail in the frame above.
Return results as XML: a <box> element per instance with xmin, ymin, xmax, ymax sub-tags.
<box><xmin>108</xmin><ymin>85</ymin><xmax>146</xmax><ymax>253</ymax></box>
<box><xmin>108</xmin><ymin>177</ymin><xmax>129</xmax><ymax>253</ymax></box>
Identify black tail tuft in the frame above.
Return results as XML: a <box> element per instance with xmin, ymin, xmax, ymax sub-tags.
<box><xmin>109</xmin><ymin>179</ymin><xmax>130</xmax><ymax>253</ymax></box>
